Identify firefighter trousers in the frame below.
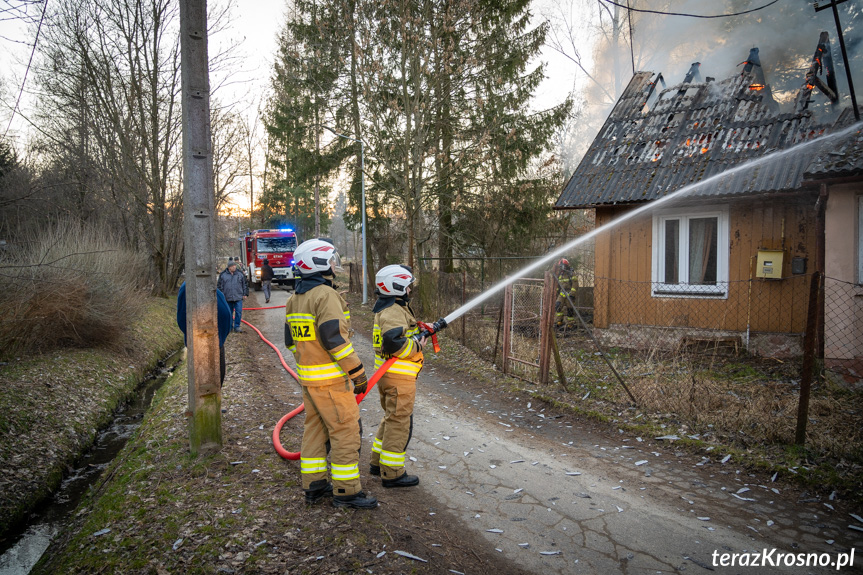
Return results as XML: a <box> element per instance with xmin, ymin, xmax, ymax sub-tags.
<box><xmin>555</xmin><ymin>295</ymin><xmax>570</xmax><ymax>325</ymax></box>
<box><xmin>370</xmin><ymin>375</ymin><xmax>416</xmax><ymax>480</ymax></box>
<box><xmin>300</xmin><ymin>381</ymin><xmax>363</xmax><ymax>497</ymax></box>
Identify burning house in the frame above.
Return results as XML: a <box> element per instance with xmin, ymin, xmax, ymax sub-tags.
<box><xmin>555</xmin><ymin>33</ymin><xmax>862</xmax><ymax>380</ymax></box>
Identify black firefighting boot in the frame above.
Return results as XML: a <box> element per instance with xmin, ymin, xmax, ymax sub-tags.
<box><xmin>381</xmin><ymin>473</ymin><xmax>419</xmax><ymax>488</ymax></box>
<box><xmin>304</xmin><ymin>480</ymin><xmax>333</xmax><ymax>504</ymax></box>
<box><xmin>369</xmin><ymin>464</ymin><xmax>381</xmax><ymax>476</ymax></box>
<box><xmin>332</xmin><ymin>491</ymin><xmax>378</xmax><ymax>509</ymax></box>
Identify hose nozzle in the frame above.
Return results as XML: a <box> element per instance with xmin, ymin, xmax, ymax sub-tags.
<box><xmin>417</xmin><ymin>318</ymin><xmax>448</xmax><ymax>354</ymax></box>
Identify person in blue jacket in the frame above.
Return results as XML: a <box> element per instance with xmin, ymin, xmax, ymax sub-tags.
<box><xmin>177</xmin><ymin>282</ymin><xmax>232</xmax><ymax>386</ymax></box>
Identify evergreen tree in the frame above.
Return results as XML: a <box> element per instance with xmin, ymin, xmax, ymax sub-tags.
<box><xmin>436</xmin><ymin>0</ymin><xmax>571</xmax><ymax>262</ymax></box>
<box><xmin>263</xmin><ymin>0</ymin><xmax>351</xmax><ymax>240</ymax></box>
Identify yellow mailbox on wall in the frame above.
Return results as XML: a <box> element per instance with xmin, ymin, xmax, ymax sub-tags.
<box><xmin>756</xmin><ymin>250</ymin><xmax>784</xmax><ymax>279</ymax></box>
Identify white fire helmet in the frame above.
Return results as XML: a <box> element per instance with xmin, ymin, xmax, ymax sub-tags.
<box><xmin>375</xmin><ymin>264</ymin><xmax>416</xmax><ymax>297</ymax></box>
<box><xmin>293</xmin><ymin>239</ymin><xmax>342</xmax><ymax>276</ymax></box>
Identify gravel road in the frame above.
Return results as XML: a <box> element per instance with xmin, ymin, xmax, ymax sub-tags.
<box><xmin>247</xmin><ymin>289</ymin><xmax>862</xmax><ymax>574</ymax></box>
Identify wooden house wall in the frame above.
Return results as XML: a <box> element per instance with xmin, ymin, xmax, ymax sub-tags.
<box><xmin>593</xmin><ymin>193</ymin><xmax>818</xmax><ymax>334</ymax></box>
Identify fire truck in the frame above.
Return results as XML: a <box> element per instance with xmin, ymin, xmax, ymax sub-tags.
<box><xmin>240</xmin><ymin>229</ymin><xmax>299</xmax><ymax>291</ymax></box>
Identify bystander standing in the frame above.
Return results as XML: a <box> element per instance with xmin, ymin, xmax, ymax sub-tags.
<box><xmin>176</xmin><ymin>282</ymin><xmax>232</xmax><ymax>386</ymax></box>
<box><xmin>218</xmin><ymin>261</ymin><xmax>248</xmax><ymax>332</ymax></box>
<box><xmin>261</xmin><ymin>258</ymin><xmax>275</xmax><ymax>303</ymax></box>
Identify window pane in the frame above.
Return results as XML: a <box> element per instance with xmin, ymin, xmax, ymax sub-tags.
<box><xmin>689</xmin><ymin>217</ymin><xmax>718</xmax><ymax>285</ymax></box>
<box><xmin>257</xmin><ymin>236</ymin><xmax>298</xmax><ymax>253</ymax></box>
<box><xmin>664</xmin><ymin>219</ymin><xmax>679</xmax><ymax>284</ymax></box>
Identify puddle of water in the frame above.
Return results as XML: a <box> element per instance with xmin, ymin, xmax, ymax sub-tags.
<box><xmin>0</xmin><ymin>352</ymin><xmax>180</xmax><ymax>575</ymax></box>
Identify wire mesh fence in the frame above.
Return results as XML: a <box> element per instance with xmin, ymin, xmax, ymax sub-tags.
<box><xmin>823</xmin><ymin>276</ymin><xmax>863</xmax><ymax>385</ymax></box>
<box><xmin>346</xmin><ymin>258</ymin><xmax>862</xmax><ymax>458</ymax></box>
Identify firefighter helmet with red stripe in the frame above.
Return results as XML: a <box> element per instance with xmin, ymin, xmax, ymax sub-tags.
<box><xmin>375</xmin><ymin>264</ymin><xmax>415</xmax><ymax>297</ymax></box>
<box><xmin>293</xmin><ymin>239</ymin><xmax>342</xmax><ymax>276</ymax></box>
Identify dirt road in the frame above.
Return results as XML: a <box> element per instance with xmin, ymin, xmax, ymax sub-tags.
<box><xmin>249</xmin><ymin>289</ymin><xmax>862</xmax><ymax>574</ymax></box>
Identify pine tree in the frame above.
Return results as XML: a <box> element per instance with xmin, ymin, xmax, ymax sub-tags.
<box><xmin>263</xmin><ymin>0</ymin><xmax>351</xmax><ymax>239</ymax></box>
<box><xmin>435</xmin><ymin>0</ymin><xmax>571</xmax><ymax>262</ymax></box>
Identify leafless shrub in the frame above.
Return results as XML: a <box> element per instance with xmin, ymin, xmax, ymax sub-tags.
<box><xmin>0</xmin><ymin>219</ymin><xmax>149</xmax><ymax>358</ymax></box>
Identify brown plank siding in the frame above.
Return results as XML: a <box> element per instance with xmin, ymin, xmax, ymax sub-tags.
<box><xmin>592</xmin><ymin>194</ymin><xmax>817</xmax><ymax>335</ymax></box>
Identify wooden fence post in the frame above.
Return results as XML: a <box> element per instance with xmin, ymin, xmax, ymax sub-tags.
<box><xmin>539</xmin><ymin>271</ymin><xmax>555</xmax><ymax>384</ymax></box>
<box><xmin>502</xmin><ymin>283</ymin><xmax>512</xmax><ymax>375</ymax></box>
<box><xmin>795</xmin><ymin>271</ymin><xmax>822</xmax><ymax>446</ymax></box>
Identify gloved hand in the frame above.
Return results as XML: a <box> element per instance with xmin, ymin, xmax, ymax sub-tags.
<box><xmin>411</xmin><ymin>335</ymin><xmax>427</xmax><ymax>352</ymax></box>
<box><xmin>352</xmin><ymin>372</ymin><xmax>368</xmax><ymax>395</ymax></box>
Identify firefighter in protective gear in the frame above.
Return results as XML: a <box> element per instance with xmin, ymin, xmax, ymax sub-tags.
<box><xmin>285</xmin><ymin>239</ymin><xmax>377</xmax><ymax>509</ymax></box>
<box><xmin>369</xmin><ymin>264</ymin><xmax>425</xmax><ymax>488</ymax></box>
<box><xmin>555</xmin><ymin>258</ymin><xmax>579</xmax><ymax>327</ymax></box>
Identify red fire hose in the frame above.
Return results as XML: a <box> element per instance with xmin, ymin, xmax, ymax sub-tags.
<box><xmin>240</xmin><ymin>312</ymin><xmax>396</xmax><ymax>461</ymax></box>
<box><xmin>242</xmin><ymin>304</ymin><xmax>444</xmax><ymax>461</ymax></box>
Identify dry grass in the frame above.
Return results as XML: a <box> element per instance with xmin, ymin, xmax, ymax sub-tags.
<box><xmin>0</xmin><ymin>220</ymin><xmax>150</xmax><ymax>359</ymax></box>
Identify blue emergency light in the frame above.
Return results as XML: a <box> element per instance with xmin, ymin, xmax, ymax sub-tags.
<box><xmin>280</xmin><ymin>228</ymin><xmax>293</xmax><ymax>232</ymax></box>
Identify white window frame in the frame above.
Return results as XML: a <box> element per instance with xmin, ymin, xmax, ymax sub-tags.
<box><xmin>651</xmin><ymin>204</ymin><xmax>730</xmax><ymax>298</ymax></box>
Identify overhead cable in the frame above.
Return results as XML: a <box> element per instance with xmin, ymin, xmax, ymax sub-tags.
<box><xmin>600</xmin><ymin>0</ymin><xmax>780</xmax><ymax>19</ymax></box>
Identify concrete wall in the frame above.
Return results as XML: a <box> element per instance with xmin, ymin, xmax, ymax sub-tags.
<box><xmin>824</xmin><ymin>183</ymin><xmax>863</xmax><ymax>383</ymax></box>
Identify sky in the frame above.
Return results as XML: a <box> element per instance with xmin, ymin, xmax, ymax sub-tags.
<box><xmin>3</xmin><ymin>1</ymin><xmax>856</xmax><ymax>193</ymax></box>
<box><xmin>0</xmin><ymin>0</ymin><xmax>288</xmax><ymax>144</ymax></box>
<box><xmin>0</xmin><ymin>0</ymin><xmax>575</xmax><ymax>150</ymax></box>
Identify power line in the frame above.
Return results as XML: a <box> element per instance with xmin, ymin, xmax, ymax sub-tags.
<box><xmin>600</xmin><ymin>0</ymin><xmax>780</xmax><ymax>19</ymax></box>
<box><xmin>3</xmin><ymin>0</ymin><xmax>48</xmax><ymax>139</ymax></box>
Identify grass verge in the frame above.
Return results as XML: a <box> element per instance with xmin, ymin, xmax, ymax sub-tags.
<box><xmin>35</xmin><ymin>310</ymin><xmax>517</xmax><ymax>575</ymax></box>
<box><xmin>0</xmin><ymin>296</ymin><xmax>183</xmax><ymax>540</ymax></box>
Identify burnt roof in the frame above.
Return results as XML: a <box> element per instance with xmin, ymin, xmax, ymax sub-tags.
<box><xmin>556</xmin><ymin>69</ymin><xmax>845</xmax><ymax>209</ymax></box>
<box><xmin>804</xmin><ymin>124</ymin><xmax>863</xmax><ymax>180</ymax></box>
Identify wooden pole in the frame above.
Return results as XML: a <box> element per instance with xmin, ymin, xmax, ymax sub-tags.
<box><xmin>181</xmin><ymin>0</ymin><xmax>222</xmax><ymax>454</ymax></box>
<box><xmin>502</xmin><ymin>284</ymin><xmax>512</xmax><ymax>375</ymax></box>
<box><xmin>795</xmin><ymin>271</ymin><xmax>822</xmax><ymax>446</ymax></box>
<box><xmin>539</xmin><ymin>272</ymin><xmax>555</xmax><ymax>384</ymax></box>
<box><xmin>550</xmin><ymin>332</ymin><xmax>568</xmax><ymax>389</ymax></box>
<box><xmin>461</xmin><ymin>269</ymin><xmax>467</xmax><ymax>347</ymax></box>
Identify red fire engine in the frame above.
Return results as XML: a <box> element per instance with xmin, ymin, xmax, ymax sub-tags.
<box><xmin>240</xmin><ymin>228</ymin><xmax>299</xmax><ymax>291</ymax></box>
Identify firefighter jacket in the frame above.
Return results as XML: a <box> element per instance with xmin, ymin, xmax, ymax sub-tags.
<box><xmin>284</xmin><ymin>275</ymin><xmax>365</xmax><ymax>387</ymax></box>
<box><xmin>557</xmin><ymin>268</ymin><xmax>578</xmax><ymax>300</ymax></box>
<box><xmin>373</xmin><ymin>296</ymin><xmax>423</xmax><ymax>382</ymax></box>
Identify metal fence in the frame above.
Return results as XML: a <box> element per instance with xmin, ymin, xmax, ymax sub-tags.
<box><xmin>346</xmin><ymin>259</ymin><xmax>862</xmax><ymax>456</ymax></box>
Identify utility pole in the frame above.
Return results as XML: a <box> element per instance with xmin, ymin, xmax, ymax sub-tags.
<box><xmin>814</xmin><ymin>0</ymin><xmax>860</xmax><ymax>120</ymax></box>
<box><xmin>180</xmin><ymin>0</ymin><xmax>222</xmax><ymax>454</ymax></box>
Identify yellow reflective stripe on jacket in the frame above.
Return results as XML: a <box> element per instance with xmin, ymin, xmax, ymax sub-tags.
<box><xmin>288</xmin><ymin>345</ymin><xmax>297</xmax><ymax>353</ymax></box>
<box><xmin>330</xmin><ymin>462</ymin><xmax>360</xmax><ymax>480</ymax></box>
<box><xmin>406</xmin><ymin>327</ymin><xmax>419</xmax><ymax>337</ymax></box>
<box><xmin>286</xmin><ymin>313</ymin><xmax>316</xmax><ymax>322</ymax></box>
<box><xmin>343</xmin><ymin>310</ymin><xmax>350</xmax><ymax>320</ymax></box>
<box><xmin>375</xmin><ymin>356</ymin><xmax>421</xmax><ymax>377</ymax></box>
<box><xmin>396</xmin><ymin>338</ymin><xmax>414</xmax><ymax>359</ymax></box>
<box><xmin>296</xmin><ymin>362</ymin><xmax>347</xmax><ymax>382</ymax></box>
<box><xmin>331</xmin><ymin>343</ymin><xmax>354</xmax><ymax>361</ymax></box>
<box><xmin>379</xmin><ymin>449</ymin><xmax>406</xmax><ymax>467</ymax></box>
<box><xmin>372</xmin><ymin>437</ymin><xmax>382</xmax><ymax>454</ymax></box>
<box><xmin>300</xmin><ymin>457</ymin><xmax>328</xmax><ymax>474</ymax></box>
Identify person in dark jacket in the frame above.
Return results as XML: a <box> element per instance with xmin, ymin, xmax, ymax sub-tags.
<box><xmin>176</xmin><ymin>283</ymin><xmax>232</xmax><ymax>386</ymax></box>
<box><xmin>261</xmin><ymin>258</ymin><xmax>275</xmax><ymax>303</ymax></box>
<box><xmin>218</xmin><ymin>261</ymin><xmax>248</xmax><ymax>332</ymax></box>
